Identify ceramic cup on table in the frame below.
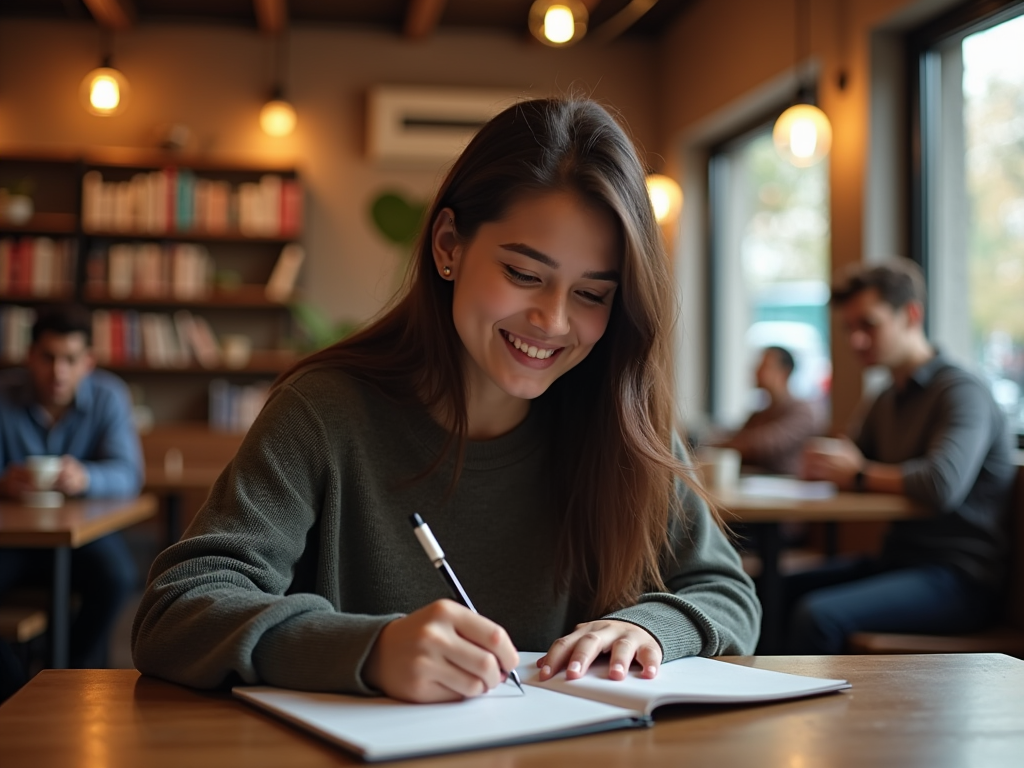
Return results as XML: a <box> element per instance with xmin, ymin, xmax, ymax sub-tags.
<box><xmin>22</xmin><ymin>455</ymin><xmax>64</xmax><ymax>508</ymax></box>
<box><xmin>696</xmin><ymin>447</ymin><xmax>742</xmax><ymax>491</ymax></box>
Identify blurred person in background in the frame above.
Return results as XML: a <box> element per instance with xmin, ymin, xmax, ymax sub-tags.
<box><xmin>0</xmin><ymin>305</ymin><xmax>143</xmax><ymax>669</ymax></box>
<box><xmin>713</xmin><ymin>345</ymin><xmax>818</xmax><ymax>475</ymax></box>
<box><xmin>791</xmin><ymin>258</ymin><xmax>1015</xmax><ymax>653</ymax></box>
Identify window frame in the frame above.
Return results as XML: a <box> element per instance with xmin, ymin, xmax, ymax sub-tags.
<box><xmin>705</xmin><ymin>98</ymin><xmax>832</xmax><ymax>426</ymax></box>
<box><xmin>906</xmin><ymin>0</ymin><xmax>1024</xmax><ymax>446</ymax></box>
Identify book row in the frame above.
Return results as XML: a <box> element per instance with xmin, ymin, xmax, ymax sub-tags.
<box><xmin>91</xmin><ymin>309</ymin><xmax>226</xmax><ymax>370</ymax></box>
<box><xmin>82</xmin><ymin>169</ymin><xmax>302</xmax><ymax>238</ymax></box>
<box><xmin>0</xmin><ymin>237</ymin><xmax>78</xmax><ymax>298</ymax></box>
<box><xmin>0</xmin><ymin>305</ymin><xmax>35</xmax><ymax>363</ymax></box>
<box><xmin>85</xmin><ymin>242</ymin><xmax>214</xmax><ymax>301</ymax></box>
<box><xmin>209</xmin><ymin>378</ymin><xmax>271</xmax><ymax>433</ymax></box>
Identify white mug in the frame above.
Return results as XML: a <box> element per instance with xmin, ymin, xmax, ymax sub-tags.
<box><xmin>697</xmin><ymin>447</ymin><xmax>742</xmax><ymax>491</ymax></box>
<box><xmin>23</xmin><ymin>455</ymin><xmax>64</xmax><ymax>508</ymax></box>
<box><xmin>26</xmin><ymin>455</ymin><xmax>61</xmax><ymax>490</ymax></box>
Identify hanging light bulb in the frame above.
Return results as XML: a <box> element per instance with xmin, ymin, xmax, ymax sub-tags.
<box><xmin>529</xmin><ymin>0</ymin><xmax>588</xmax><ymax>47</ymax></box>
<box><xmin>773</xmin><ymin>1</ymin><xmax>832</xmax><ymax>167</ymax></box>
<box><xmin>772</xmin><ymin>103</ymin><xmax>832</xmax><ymax>167</ymax></box>
<box><xmin>79</xmin><ymin>59</ymin><xmax>130</xmax><ymax>117</ymax></box>
<box><xmin>646</xmin><ymin>174</ymin><xmax>684</xmax><ymax>225</ymax></box>
<box><xmin>260</xmin><ymin>88</ymin><xmax>297</xmax><ymax>137</ymax></box>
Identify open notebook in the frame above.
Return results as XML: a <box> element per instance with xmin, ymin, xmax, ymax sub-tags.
<box><xmin>233</xmin><ymin>652</ymin><xmax>850</xmax><ymax>762</ymax></box>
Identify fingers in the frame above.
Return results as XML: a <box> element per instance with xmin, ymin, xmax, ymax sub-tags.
<box><xmin>448</xmin><ymin>602</ymin><xmax>520</xmax><ymax>678</ymax></box>
<box><xmin>362</xmin><ymin>600</ymin><xmax>518</xmax><ymax>703</ymax></box>
<box><xmin>538</xmin><ymin>620</ymin><xmax>663</xmax><ymax>682</ymax></box>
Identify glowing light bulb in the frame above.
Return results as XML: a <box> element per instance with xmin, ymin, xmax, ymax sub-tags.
<box><xmin>772</xmin><ymin>103</ymin><xmax>832</xmax><ymax>167</ymax></box>
<box><xmin>529</xmin><ymin>0</ymin><xmax>588</xmax><ymax>47</ymax></box>
<box><xmin>646</xmin><ymin>174</ymin><xmax>684</xmax><ymax>224</ymax></box>
<box><xmin>90</xmin><ymin>75</ymin><xmax>120</xmax><ymax>111</ymax></box>
<box><xmin>544</xmin><ymin>6</ymin><xmax>575</xmax><ymax>43</ymax></box>
<box><xmin>79</xmin><ymin>66</ymin><xmax>130</xmax><ymax>116</ymax></box>
<box><xmin>260</xmin><ymin>99</ymin><xmax>297</xmax><ymax>137</ymax></box>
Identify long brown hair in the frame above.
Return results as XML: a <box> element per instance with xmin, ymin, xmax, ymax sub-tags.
<box><xmin>277</xmin><ymin>98</ymin><xmax>708</xmax><ymax>615</ymax></box>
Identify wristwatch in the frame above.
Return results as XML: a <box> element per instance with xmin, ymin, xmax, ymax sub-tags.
<box><xmin>853</xmin><ymin>469</ymin><xmax>867</xmax><ymax>492</ymax></box>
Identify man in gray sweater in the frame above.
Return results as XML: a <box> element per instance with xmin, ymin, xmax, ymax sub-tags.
<box><xmin>795</xmin><ymin>258</ymin><xmax>1015</xmax><ymax>653</ymax></box>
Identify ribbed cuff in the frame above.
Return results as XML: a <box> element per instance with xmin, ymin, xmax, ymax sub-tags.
<box><xmin>605</xmin><ymin>594</ymin><xmax>717</xmax><ymax>661</ymax></box>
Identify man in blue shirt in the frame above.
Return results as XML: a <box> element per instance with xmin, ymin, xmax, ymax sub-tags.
<box><xmin>0</xmin><ymin>305</ymin><xmax>143</xmax><ymax>668</ymax></box>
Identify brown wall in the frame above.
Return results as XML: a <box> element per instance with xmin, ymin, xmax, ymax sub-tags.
<box><xmin>0</xmin><ymin>19</ymin><xmax>659</xmax><ymax>325</ymax></box>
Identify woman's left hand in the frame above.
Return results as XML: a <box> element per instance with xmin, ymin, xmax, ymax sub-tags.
<box><xmin>537</xmin><ymin>620</ymin><xmax>662</xmax><ymax>682</ymax></box>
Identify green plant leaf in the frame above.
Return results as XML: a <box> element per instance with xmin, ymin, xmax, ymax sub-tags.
<box><xmin>370</xmin><ymin>191</ymin><xmax>426</xmax><ymax>246</ymax></box>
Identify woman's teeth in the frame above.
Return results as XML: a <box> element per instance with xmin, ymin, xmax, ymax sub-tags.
<box><xmin>504</xmin><ymin>332</ymin><xmax>556</xmax><ymax>360</ymax></box>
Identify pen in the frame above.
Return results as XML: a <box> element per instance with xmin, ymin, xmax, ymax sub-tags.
<box><xmin>409</xmin><ymin>513</ymin><xmax>524</xmax><ymax>694</ymax></box>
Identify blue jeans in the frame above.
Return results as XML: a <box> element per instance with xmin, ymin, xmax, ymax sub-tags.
<box><xmin>784</xmin><ymin>557</ymin><xmax>1000</xmax><ymax>654</ymax></box>
<box><xmin>0</xmin><ymin>533</ymin><xmax>137</xmax><ymax>668</ymax></box>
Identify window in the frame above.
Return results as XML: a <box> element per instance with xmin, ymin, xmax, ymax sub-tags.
<box><xmin>708</xmin><ymin>124</ymin><xmax>831</xmax><ymax>428</ymax></box>
<box><xmin>912</xmin><ymin>0</ymin><xmax>1024</xmax><ymax>440</ymax></box>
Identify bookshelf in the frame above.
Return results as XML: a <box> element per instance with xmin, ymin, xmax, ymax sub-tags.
<box><xmin>0</xmin><ymin>150</ymin><xmax>304</xmax><ymax>428</ymax></box>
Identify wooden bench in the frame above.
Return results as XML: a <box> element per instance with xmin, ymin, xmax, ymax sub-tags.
<box><xmin>849</xmin><ymin>462</ymin><xmax>1024</xmax><ymax>656</ymax></box>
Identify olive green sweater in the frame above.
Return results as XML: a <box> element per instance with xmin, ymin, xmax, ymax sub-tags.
<box><xmin>132</xmin><ymin>369</ymin><xmax>760</xmax><ymax>693</ymax></box>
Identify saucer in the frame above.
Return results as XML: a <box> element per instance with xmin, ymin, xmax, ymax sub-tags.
<box><xmin>21</xmin><ymin>490</ymin><xmax>65</xmax><ymax>508</ymax></box>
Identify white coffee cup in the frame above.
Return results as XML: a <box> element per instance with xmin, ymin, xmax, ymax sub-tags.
<box><xmin>697</xmin><ymin>447</ymin><xmax>742</xmax><ymax>491</ymax></box>
<box><xmin>23</xmin><ymin>455</ymin><xmax>64</xmax><ymax>508</ymax></box>
<box><xmin>26</xmin><ymin>455</ymin><xmax>61</xmax><ymax>490</ymax></box>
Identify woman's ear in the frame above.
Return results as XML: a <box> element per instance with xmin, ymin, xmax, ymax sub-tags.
<box><xmin>431</xmin><ymin>207</ymin><xmax>460</xmax><ymax>280</ymax></box>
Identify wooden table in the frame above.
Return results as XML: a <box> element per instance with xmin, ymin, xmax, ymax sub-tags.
<box><xmin>2</xmin><ymin>654</ymin><xmax>1022</xmax><ymax>767</ymax></box>
<box><xmin>0</xmin><ymin>495</ymin><xmax>157</xmax><ymax>668</ymax></box>
<box><xmin>712</xmin><ymin>485</ymin><xmax>927</xmax><ymax>653</ymax></box>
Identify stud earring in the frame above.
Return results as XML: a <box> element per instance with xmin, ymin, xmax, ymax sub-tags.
<box><xmin>442</xmin><ymin>266</ymin><xmax>452</xmax><ymax>277</ymax></box>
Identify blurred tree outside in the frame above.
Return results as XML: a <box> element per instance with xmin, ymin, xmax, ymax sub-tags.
<box><xmin>964</xmin><ymin>14</ymin><xmax>1024</xmax><ymax>429</ymax></box>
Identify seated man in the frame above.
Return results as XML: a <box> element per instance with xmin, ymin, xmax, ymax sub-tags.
<box><xmin>715</xmin><ymin>345</ymin><xmax>818</xmax><ymax>475</ymax></box>
<box><xmin>792</xmin><ymin>258</ymin><xmax>1015</xmax><ymax>653</ymax></box>
<box><xmin>0</xmin><ymin>305</ymin><xmax>143</xmax><ymax>668</ymax></box>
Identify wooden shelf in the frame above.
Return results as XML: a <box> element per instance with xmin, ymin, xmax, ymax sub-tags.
<box><xmin>82</xmin><ymin>228</ymin><xmax>298</xmax><ymax>244</ymax></box>
<box><xmin>0</xmin><ymin>290</ymin><xmax>77</xmax><ymax>304</ymax></box>
<box><xmin>100</xmin><ymin>349</ymin><xmax>299</xmax><ymax>375</ymax></box>
<box><xmin>0</xmin><ymin>212</ymin><xmax>78</xmax><ymax>235</ymax></box>
<box><xmin>84</xmin><ymin>284</ymin><xmax>295</xmax><ymax>309</ymax></box>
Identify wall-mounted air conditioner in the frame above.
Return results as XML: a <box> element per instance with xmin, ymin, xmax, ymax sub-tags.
<box><xmin>366</xmin><ymin>86</ymin><xmax>528</xmax><ymax>165</ymax></box>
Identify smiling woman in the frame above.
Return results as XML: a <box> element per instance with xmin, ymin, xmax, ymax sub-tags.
<box><xmin>132</xmin><ymin>98</ymin><xmax>760</xmax><ymax>706</ymax></box>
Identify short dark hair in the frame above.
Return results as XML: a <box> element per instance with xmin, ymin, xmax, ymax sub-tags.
<box><xmin>831</xmin><ymin>258</ymin><xmax>926</xmax><ymax>310</ymax></box>
<box><xmin>31</xmin><ymin>305</ymin><xmax>93</xmax><ymax>346</ymax></box>
<box><xmin>764</xmin><ymin>345</ymin><xmax>795</xmax><ymax>377</ymax></box>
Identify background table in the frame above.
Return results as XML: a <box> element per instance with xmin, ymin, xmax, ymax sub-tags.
<box><xmin>2</xmin><ymin>654</ymin><xmax>1022</xmax><ymax>767</ymax></box>
<box><xmin>712</xmin><ymin>486</ymin><xmax>927</xmax><ymax>652</ymax></box>
<box><xmin>0</xmin><ymin>495</ymin><xmax>157</xmax><ymax>668</ymax></box>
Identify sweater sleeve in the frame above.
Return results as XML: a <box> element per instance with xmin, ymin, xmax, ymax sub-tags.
<box><xmin>131</xmin><ymin>382</ymin><xmax>399</xmax><ymax>694</ymax></box>
<box><xmin>603</xmin><ymin>440</ymin><xmax>761</xmax><ymax>659</ymax></box>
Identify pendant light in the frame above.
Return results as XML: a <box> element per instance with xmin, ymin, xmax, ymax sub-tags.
<box><xmin>260</xmin><ymin>34</ymin><xmax>297</xmax><ymax>137</ymax></box>
<box><xmin>80</xmin><ymin>31</ymin><xmax>130</xmax><ymax>117</ymax></box>
<box><xmin>646</xmin><ymin>174</ymin><xmax>683</xmax><ymax>225</ymax></box>
<box><xmin>772</xmin><ymin>0</ymin><xmax>832</xmax><ymax>167</ymax></box>
<box><xmin>528</xmin><ymin>1</ymin><xmax>589</xmax><ymax>47</ymax></box>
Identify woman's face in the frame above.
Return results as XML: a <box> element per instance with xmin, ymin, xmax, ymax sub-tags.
<box><xmin>438</xmin><ymin>190</ymin><xmax>621</xmax><ymax>406</ymax></box>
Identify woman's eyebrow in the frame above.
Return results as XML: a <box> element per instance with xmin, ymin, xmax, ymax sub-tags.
<box><xmin>499</xmin><ymin>242</ymin><xmax>620</xmax><ymax>283</ymax></box>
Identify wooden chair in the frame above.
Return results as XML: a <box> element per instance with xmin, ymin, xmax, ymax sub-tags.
<box><xmin>849</xmin><ymin>462</ymin><xmax>1024</xmax><ymax>656</ymax></box>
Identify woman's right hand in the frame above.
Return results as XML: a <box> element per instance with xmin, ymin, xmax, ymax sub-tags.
<box><xmin>361</xmin><ymin>599</ymin><xmax>520</xmax><ymax>703</ymax></box>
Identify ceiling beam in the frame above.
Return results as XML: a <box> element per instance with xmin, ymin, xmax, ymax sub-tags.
<box><xmin>590</xmin><ymin>0</ymin><xmax>659</xmax><ymax>44</ymax></box>
<box><xmin>254</xmin><ymin>0</ymin><xmax>288</xmax><ymax>35</ymax></box>
<box><xmin>404</xmin><ymin>0</ymin><xmax>447</xmax><ymax>40</ymax></box>
<box><xmin>82</xmin><ymin>0</ymin><xmax>134</xmax><ymax>30</ymax></box>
